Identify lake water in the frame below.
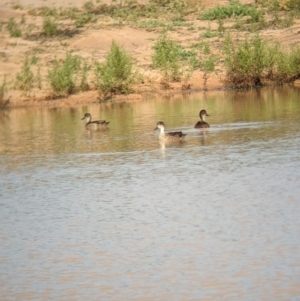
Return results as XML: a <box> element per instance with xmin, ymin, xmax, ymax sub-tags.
<box><xmin>1</xmin><ymin>87</ymin><xmax>300</xmax><ymax>301</ymax></box>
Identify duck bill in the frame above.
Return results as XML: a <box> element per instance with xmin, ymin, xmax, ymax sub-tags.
<box><xmin>154</xmin><ymin>126</ymin><xmax>159</xmax><ymax>131</ymax></box>
<box><xmin>81</xmin><ymin>117</ymin><xmax>85</xmax><ymax>120</ymax></box>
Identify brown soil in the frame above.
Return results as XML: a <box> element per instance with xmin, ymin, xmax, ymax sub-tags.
<box><xmin>0</xmin><ymin>0</ymin><xmax>300</xmax><ymax>108</ymax></box>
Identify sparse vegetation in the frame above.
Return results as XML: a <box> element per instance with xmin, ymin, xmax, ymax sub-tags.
<box><xmin>26</xmin><ymin>0</ymin><xmax>202</xmax><ymax>24</ymax></box>
<box><xmin>94</xmin><ymin>41</ymin><xmax>137</xmax><ymax>100</ymax></box>
<box><xmin>12</xmin><ymin>4</ymin><xmax>23</xmax><ymax>10</ymax></box>
<box><xmin>137</xmin><ymin>19</ymin><xmax>165</xmax><ymax>29</ymax></box>
<box><xmin>191</xmin><ymin>41</ymin><xmax>217</xmax><ymax>89</ymax></box>
<box><xmin>74</xmin><ymin>13</ymin><xmax>97</xmax><ymax>28</ymax></box>
<box><xmin>223</xmin><ymin>33</ymin><xmax>300</xmax><ymax>87</ymax></box>
<box><xmin>43</xmin><ymin>17</ymin><xmax>58</xmax><ymax>36</ymax></box>
<box><xmin>257</xmin><ymin>0</ymin><xmax>300</xmax><ymax>12</ymax></box>
<box><xmin>201</xmin><ymin>23</ymin><xmax>219</xmax><ymax>38</ymax></box>
<box><xmin>15</xmin><ymin>57</ymin><xmax>35</xmax><ymax>91</ymax></box>
<box><xmin>1</xmin><ymin>0</ymin><xmax>300</xmax><ymax>105</ymax></box>
<box><xmin>200</xmin><ymin>0</ymin><xmax>262</xmax><ymax>23</ymax></box>
<box><xmin>0</xmin><ymin>76</ymin><xmax>10</xmax><ymax>109</ymax></box>
<box><xmin>152</xmin><ymin>33</ymin><xmax>198</xmax><ymax>82</ymax></box>
<box><xmin>152</xmin><ymin>33</ymin><xmax>182</xmax><ymax>81</ymax></box>
<box><xmin>7</xmin><ymin>18</ymin><xmax>22</xmax><ymax>37</ymax></box>
<box><xmin>48</xmin><ymin>52</ymin><xmax>90</xmax><ymax>95</ymax></box>
<box><xmin>269</xmin><ymin>10</ymin><xmax>295</xmax><ymax>28</ymax></box>
<box><xmin>269</xmin><ymin>44</ymin><xmax>300</xmax><ymax>84</ymax></box>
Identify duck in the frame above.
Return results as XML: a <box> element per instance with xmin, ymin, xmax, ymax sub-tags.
<box><xmin>194</xmin><ymin>109</ymin><xmax>210</xmax><ymax>128</ymax></box>
<box><xmin>81</xmin><ymin>113</ymin><xmax>110</xmax><ymax>130</ymax></box>
<box><xmin>154</xmin><ymin>121</ymin><xmax>187</xmax><ymax>140</ymax></box>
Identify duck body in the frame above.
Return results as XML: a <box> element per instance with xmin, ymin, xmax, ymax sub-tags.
<box><xmin>194</xmin><ymin>120</ymin><xmax>210</xmax><ymax>128</ymax></box>
<box><xmin>154</xmin><ymin>121</ymin><xmax>187</xmax><ymax>141</ymax></box>
<box><xmin>194</xmin><ymin>109</ymin><xmax>210</xmax><ymax>128</ymax></box>
<box><xmin>81</xmin><ymin>113</ymin><xmax>109</xmax><ymax>130</ymax></box>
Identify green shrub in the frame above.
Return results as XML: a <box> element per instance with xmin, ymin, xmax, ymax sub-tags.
<box><xmin>269</xmin><ymin>10</ymin><xmax>294</xmax><ymax>28</ymax></box>
<box><xmin>12</xmin><ymin>4</ymin><xmax>23</xmax><ymax>10</ymax></box>
<box><xmin>37</xmin><ymin>66</ymin><xmax>42</xmax><ymax>90</ymax></box>
<box><xmin>223</xmin><ymin>33</ymin><xmax>300</xmax><ymax>87</ymax></box>
<box><xmin>26</xmin><ymin>1</ymin><xmax>199</xmax><ymax>25</ymax></box>
<box><xmin>223</xmin><ymin>33</ymin><xmax>270</xmax><ymax>87</ymax></box>
<box><xmin>47</xmin><ymin>52</ymin><xmax>88</xmax><ymax>95</ymax></box>
<box><xmin>190</xmin><ymin>42</ymin><xmax>217</xmax><ymax>89</ymax></box>
<box><xmin>0</xmin><ymin>76</ymin><xmax>10</xmax><ymax>109</ymax></box>
<box><xmin>94</xmin><ymin>41</ymin><xmax>137</xmax><ymax>99</ymax></box>
<box><xmin>43</xmin><ymin>17</ymin><xmax>58</xmax><ymax>36</ymax></box>
<box><xmin>217</xmin><ymin>18</ymin><xmax>225</xmax><ymax>33</ymax></box>
<box><xmin>286</xmin><ymin>0</ymin><xmax>300</xmax><ymax>10</ymax></box>
<box><xmin>40</xmin><ymin>6</ymin><xmax>58</xmax><ymax>17</ymax></box>
<box><xmin>170</xmin><ymin>0</ymin><xmax>191</xmax><ymax>21</ymax></box>
<box><xmin>152</xmin><ymin>33</ymin><xmax>197</xmax><ymax>81</ymax></box>
<box><xmin>200</xmin><ymin>55</ymin><xmax>217</xmax><ymax>73</ymax></box>
<box><xmin>7</xmin><ymin>18</ymin><xmax>22</xmax><ymax>37</ymax></box>
<box><xmin>200</xmin><ymin>0</ymin><xmax>262</xmax><ymax>23</ymax></box>
<box><xmin>138</xmin><ymin>19</ymin><xmax>165</xmax><ymax>29</ymax></box>
<box><xmin>269</xmin><ymin>45</ymin><xmax>300</xmax><ymax>83</ymax></box>
<box><xmin>149</xmin><ymin>0</ymin><xmax>171</xmax><ymax>6</ymax></box>
<box><xmin>83</xmin><ymin>0</ymin><xmax>95</xmax><ymax>11</ymax></box>
<box><xmin>152</xmin><ymin>33</ymin><xmax>182</xmax><ymax>81</ymax></box>
<box><xmin>15</xmin><ymin>57</ymin><xmax>34</xmax><ymax>91</ymax></box>
<box><xmin>80</xmin><ymin>60</ymin><xmax>90</xmax><ymax>91</ymax></box>
<box><xmin>74</xmin><ymin>13</ymin><xmax>97</xmax><ymax>28</ymax></box>
<box><xmin>201</xmin><ymin>29</ymin><xmax>219</xmax><ymax>38</ymax></box>
<box><xmin>59</xmin><ymin>7</ymin><xmax>80</xmax><ymax>19</ymax></box>
<box><xmin>260</xmin><ymin>0</ymin><xmax>300</xmax><ymax>12</ymax></box>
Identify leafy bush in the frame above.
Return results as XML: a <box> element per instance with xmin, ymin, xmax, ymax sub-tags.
<box><xmin>27</xmin><ymin>1</ymin><xmax>200</xmax><ymax>26</ymax></box>
<box><xmin>138</xmin><ymin>19</ymin><xmax>165</xmax><ymax>29</ymax></box>
<box><xmin>74</xmin><ymin>13</ymin><xmax>97</xmax><ymax>28</ymax></box>
<box><xmin>200</xmin><ymin>0</ymin><xmax>262</xmax><ymax>23</ymax></box>
<box><xmin>15</xmin><ymin>57</ymin><xmax>34</xmax><ymax>91</ymax></box>
<box><xmin>39</xmin><ymin>6</ymin><xmax>58</xmax><ymax>17</ymax></box>
<box><xmin>170</xmin><ymin>0</ymin><xmax>192</xmax><ymax>21</ymax></box>
<box><xmin>149</xmin><ymin>0</ymin><xmax>171</xmax><ymax>6</ymax></box>
<box><xmin>269</xmin><ymin>10</ymin><xmax>294</xmax><ymax>29</ymax></box>
<box><xmin>191</xmin><ymin>42</ymin><xmax>217</xmax><ymax>89</ymax></box>
<box><xmin>152</xmin><ymin>33</ymin><xmax>182</xmax><ymax>81</ymax></box>
<box><xmin>43</xmin><ymin>17</ymin><xmax>58</xmax><ymax>36</ymax></box>
<box><xmin>201</xmin><ymin>28</ymin><xmax>219</xmax><ymax>38</ymax></box>
<box><xmin>91</xmin><ymin>0</ymin><xmax>199</xmax><ymax>22</ymax></box>
<box><xmin>7</xmin><ymin>18</ymin><xmax>22</xmax><ymax>37</ymax></box>
<box><xmin>12</xmin><ymin>4</ymin><xmax>23</xmax><ymax>10</ymax></box>
<box><xmin>83</xmin><ymin>0</ymin><xmax>95</xmax><ymax>11</ymax></box>
<box><xmin>223</xmin><ymin>33</ymin><xmax>270</xmax><ymax>87</ymax></box>
<box><xmin>152</xmin><ymin>33</ymin><xmax>197</xmax><ymax>81</ymax></box>
<box><xmin>223</xmin><ymin>33</ymin><xmax>300</xmax><ymax>87</ymax></box>
<box><xmin>269</xmin><ymin>45</ymin><xmax>300</xmax><ymax>83</ymax></box>
<box><xmin>286</xmin><ymin>0</ymin><xmax>300</xmax><ymax>10</ymax></box>
<box><xmin>259</xmin><ymin>0</ymin><xmax>300</xmax><ymax>11</ymax></box>
<box><xmin>0</xmin><ymin>76</ymin><xmax>10</xmax><ymax>109</ymax></box>
<box><xmin>94</xmin><ymin>41</ymin><xmax>137</xmax><ymax>99</ymax></box>
<box><xmin>48</xmin><ymin>52</ymin><xmax>88</xmax><ymax>95</ymax></box>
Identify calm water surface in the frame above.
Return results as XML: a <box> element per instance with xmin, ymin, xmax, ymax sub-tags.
<box><xmin>1</xmin><ymin>87</ymin><xmax>300</xmax><ymax>301</ymax></box>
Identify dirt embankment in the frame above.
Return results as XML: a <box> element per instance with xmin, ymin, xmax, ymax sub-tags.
<box><xmin>0</xmin><ymin>0</ymin><xmax>300</xmax><ymax>108</ymax></box>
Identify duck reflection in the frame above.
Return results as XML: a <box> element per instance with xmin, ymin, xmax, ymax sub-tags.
<box><xmin>198</xmin><ymin>130</ymin><xmax>208</xmax><ymax>146</ymax></box>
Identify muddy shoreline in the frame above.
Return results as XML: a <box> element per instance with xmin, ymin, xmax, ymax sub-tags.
<box><xmin>4</xmin><ymin>71</ymin><xmax>227</xmax><ymax>108</ymax></box>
